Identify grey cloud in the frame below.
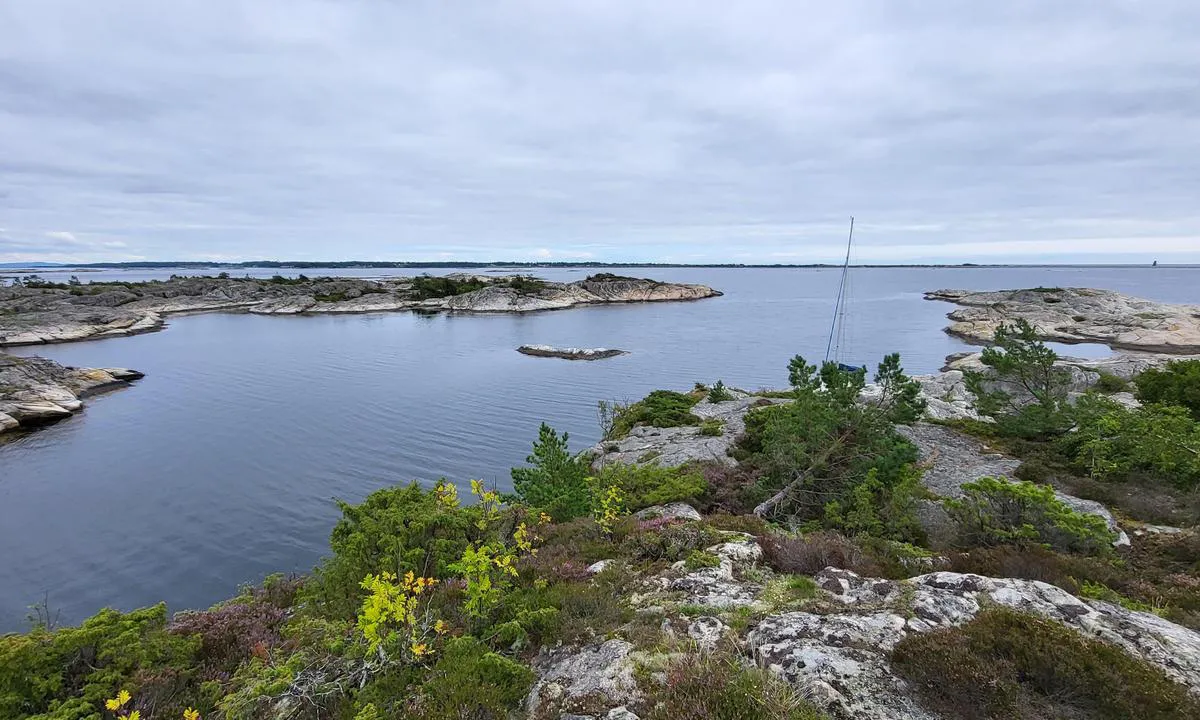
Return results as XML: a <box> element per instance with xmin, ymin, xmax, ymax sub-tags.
<box><xmin>1</xmin><ymin>0</ymin><xmax>1198</xmax><ymax>263</ymax></box>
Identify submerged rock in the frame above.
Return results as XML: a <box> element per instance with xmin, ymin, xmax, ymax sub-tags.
<box><xmin>517</xmin><ymin>345</ymin><xmax>628</xmax><ymax>361</ymax></box>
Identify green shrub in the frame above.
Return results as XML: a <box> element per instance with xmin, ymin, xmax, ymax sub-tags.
<box><xmin>303</xmin><ymin>483</ymin><xmax>478</xmax><ymax>618</ymax></box>
<box><xmin>737</xmin><ymin>383</ymin><xmax>921</xmax><ymax>540</ymax></box>
<box><xmin>408</xmin><ymin>274</ymin><xmax>488</xmax><ymax>299</ymax></box>
<box><xmin>1067</xmin><ymin>394</ymin><xmax>1200</xmax><ymax>490</ymax></box>
<box><xmin>607</xmin><ymin>390</ymin><xmax>701</xmax><ymax>439</ymax></box>
<box><xmin>1095</xmin><ymin>372</ymin><xmax>1130</xmax><ymax>393</ymax></box>
<box><xmin>503</xmin><ymin>275</ymin><xmax>546</xmax><ymax>295</ymax></box>
<box><xmin>0</xmin><ymin>604</ymin><xmax>204</xmax><ymax>720</ymax></box>
<box><xmin>403</xmin><ymin>637</ymin><xmax>533</xmax><ymax>719</ymax></box>
<box><xmin>635</xmin><ymin>651</ymin><xmax>826</xmax><ymax>719</ymax></box>
<box><xmin>707</xmin><ymin>380</ymin><xmax>734</xmax><ymax>403</ymax></box>
<box><xmin>891</xmin><ymin>607</ymin><xmax>1200</xmax><ymax>719</ymax></box>
<box><xmin>622</xmin><ymin>522</ymin><xmax>722</xmax><ymax>564</ymax></box>
<box><xmin>963</xmin><ymin>320</ymin><xmax>1073</xmax><ymax>438</ymax></box>
<box><xmin>943</xmin><ymin>477</ymin><xmax>1116</xmax><ymax>554</ymax></box>
<box><xmin>1136</xmin><ymin>359</ymin><xmax>1200</xmax><ymax>420</ymax></box>
<box><xmin>699</xmin><ymin>418</ymin><xmax>724</xmax><ymax>436</ymax></box>
<box><xmin>511</xmin><ymin>423</ymin><xmax>591</xmax><ymax>521</ymax></box>
<box><xmin>684</xmin><ymin>550</ymin><xmax>721</xmax><ymax>570</ymax></box>
<box><xmin>591</xmin><ymin>463</ymin><xmax>707</xmax><ymax>511</ymax></box>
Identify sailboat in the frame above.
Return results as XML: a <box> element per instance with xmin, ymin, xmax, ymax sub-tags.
<box><xmin>824</xmin><ymin>217</ymin><xmax>863</xmax><ymax>372</ymax></box>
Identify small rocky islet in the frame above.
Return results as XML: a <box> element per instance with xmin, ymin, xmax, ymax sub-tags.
<box><xmin>4</xmin><ymin>284</ymin><xmax>1200</xmax><ymax>720</ymax></box>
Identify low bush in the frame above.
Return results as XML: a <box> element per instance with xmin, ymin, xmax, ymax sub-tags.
<box><xmin>607</xmin><ymin>390</ymin><xmax>701</xmax><ymax>439</ymax></box>
<box><xmin>694</xmin><ymin>461</ymin><xmax>765</xmax><ymax>515</ymax></box>
<box><xmin>401</xmin><ymin>636</ymin><xmax>534</xmax><ymax>719</ymax></box>
<box><xmin>303</xmin><ymin>482</ymin><xmax>481</xmax><ymax>618</ymax></box>
<box><xmin>0</xmin><ymin>604</ymin><xmax>206</xmax><ymax>720</ymax></box>
<box><xmin>1135</xmin><ymin>359</ymin><xmax>1200</xmax><ymax>420</ymax></box>
<box><xmin>944</xmin><ymin>477</ymin><xmax>1116</xmax><ymax>554</ymax></box>
<box><xmin>408</xmin><ymin>274</ymin><xmax>488</xmax><ymax>299</ymax></box>
<box><xmin>622</xmin><ymin>520</ymin><xmax>722</xmax><ymax>564</ymax></box>
<box><xmin>759</xmin><ymin>531</ymin><xmax>882</xmax><ymax>577</ymax></box>
<box><xmin>634</xmin><ymin>651</ymin><xmax>826</xmax><ymax>719</ymax></box>
<box><xmin>169</xmin><ymin>574</ymin><xmax>302</xmax><ymax>674</ymax></box>
<box><xmin>707</xmin><ymin>380</ymin><xmax>734</xmax><ymax>403</ymax></box>
<box><xmin>591</xmin><ymin>463</ymin><xmax>707</xmax><ymax>511</ymax></box>
<box><xmin>1095</xmin><ymin>372</ymin><xmax>1130</xmax><ymax>393</ymax></box>
<box><xmin>699</xmin><ymin>418</ymin><xmax>725</xmax><ymax>436</ymax></box>
<box><xmin>891</xmin><ymin>607</ymin><xmax>1200</xmax><ymax>719</ymax></box>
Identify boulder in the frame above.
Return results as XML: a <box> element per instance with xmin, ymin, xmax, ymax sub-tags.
<box><xmin>526</xmin><ymin>640</ymin><xmax>639</xmax><ymax>718</ymax></box>
<box><xmin>633</xmin><ymin>503</ymin><xmax>702</xmax><ymax>523</ymax></box>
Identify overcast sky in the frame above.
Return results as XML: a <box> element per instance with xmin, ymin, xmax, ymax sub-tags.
<box><xmin>1</xmin><ymin>1</ymin><xmax>1198</xmax><ymax>264</ymax></box>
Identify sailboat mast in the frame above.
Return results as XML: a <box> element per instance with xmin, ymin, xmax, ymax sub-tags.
<box><xmin>824</xmin><ymin>217</ymin><xmax>855</xmax><ymax>363</ymax></box>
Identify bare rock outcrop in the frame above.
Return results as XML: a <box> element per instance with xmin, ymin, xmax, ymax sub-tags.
<box><xmin>896</xmin><ymin>422</ymin><xmax>1129</xmax><ymax>547</ymax></box>
<box><xmin>0</xmin><ymin>352</ymin><xmax>143</xmax><ymax>435</ymax></box>
<box><xmin>749</xmin><ymin>568</ymin><xmax>1200</xmax><ymax>719</ymax></box>
<box><xmin>927</xmin><ymin>287</ymin><xmax>1200</xmax><ymax>353</ymax></box>
<box><xmin>589</xmin><ymin>395</ymin><xmax>781</xmax><ymax>469</ymax></box>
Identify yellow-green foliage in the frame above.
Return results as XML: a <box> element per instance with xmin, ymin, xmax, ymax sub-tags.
<box><xmin>450</xmin><ymin>543</ymin><xmax>520</xmax><ymax>619</ymax></box>
<box><xmin>357</xmin><ymin>571</ymin><xmax>443</xmax><ymax>659</ymax></box>
<box><xmin>593</xmin><ymin>482</ymin><xmax>626</xmax><ymax>536</ymax></box>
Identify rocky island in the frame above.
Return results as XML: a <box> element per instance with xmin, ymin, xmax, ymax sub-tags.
<box><xmin>0</xmin><ymin>272</ymin><xmax>721</xmax><ymax>347</ymax></box>
<box><xmin>927</xmin><ymin>287</ymin><xmax>1200</xmax><ymax>353</ymax></box>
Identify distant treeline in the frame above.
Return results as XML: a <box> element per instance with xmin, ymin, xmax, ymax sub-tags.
<box><xmin>10</xmin><ymin>260</ymin><xmax>998</xmax><ymax>270</ymax></box>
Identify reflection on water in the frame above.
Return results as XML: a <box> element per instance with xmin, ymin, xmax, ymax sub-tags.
<box><xmin>0</xmin><ymin>266</ymin><xmax>1196</xmax><ymax>630</ymax></box>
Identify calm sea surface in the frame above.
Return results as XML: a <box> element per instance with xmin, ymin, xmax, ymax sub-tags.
<box><xmin>1</xmin><ymin>266</ymin><xmax>1197</xmax><ymax>630</ymax></box>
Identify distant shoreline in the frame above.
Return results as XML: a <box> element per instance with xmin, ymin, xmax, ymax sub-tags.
<box><xmin>2</xmin><ymin>261</ymin><xmax>1198</xmax><ymax>271</ymax></box>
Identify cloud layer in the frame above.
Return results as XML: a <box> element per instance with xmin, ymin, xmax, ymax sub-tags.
<box><xmin>2</xmin><ymin>1</ymin><xmax>1198</xmax><ymax>263</ymax></box>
